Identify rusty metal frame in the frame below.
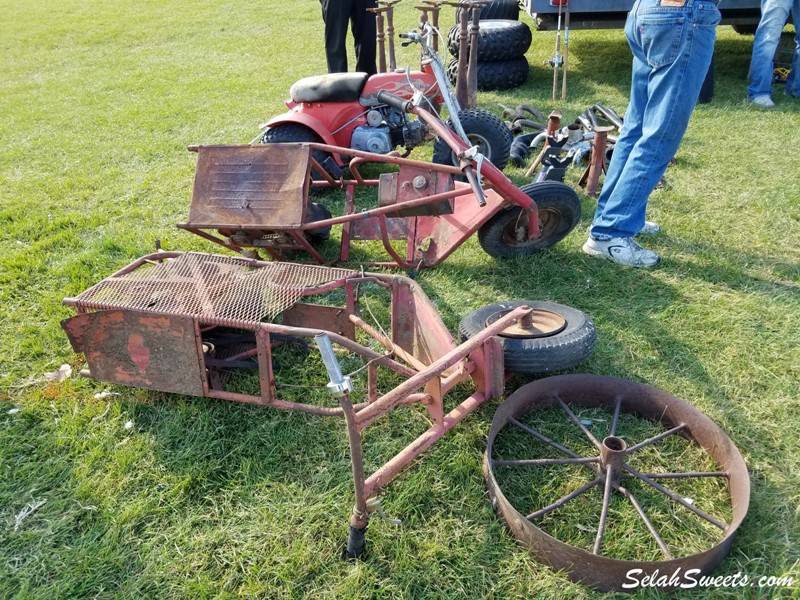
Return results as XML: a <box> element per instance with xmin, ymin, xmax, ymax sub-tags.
<box><xmin>484</xmin><ymin>374</ymin><xmax>750</xmax><ymax>592</ymax></box>
<box><xmin>62</xmin><ymin>251</ymin><xmax>532</xmax><ymax>545</ymax></box>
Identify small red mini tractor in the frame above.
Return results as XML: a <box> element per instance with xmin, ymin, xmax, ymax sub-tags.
<box><xmin>255</xmin><ymin>23</ymin><xmax>513</xmax><ymax>171</ymax></box>
<box><xmin>178</xmin><ymin>22</ymin><xmax>581</xmax><ymax>269</ymax></box>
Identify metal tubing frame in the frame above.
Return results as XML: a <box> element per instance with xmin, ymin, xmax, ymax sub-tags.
<box><xmin>65</xmin><ymin>251</ymin><xmax>527</xmax><ymax>538</ymax></box>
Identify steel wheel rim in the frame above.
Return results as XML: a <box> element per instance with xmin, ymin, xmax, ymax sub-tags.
<box><xmin>484</xmin><ymin>308</ymin><xmax>566</xmax><ymax>339</ymax></box>
<box><xmin>449</xmin><ymin>133</ymin><xmax>492</xmax><ymax>166</ymax></box>
<box><xmin>501</xmin><ymin>207</ymin><xmax>562</xmax><ymax>248</ymax></box>
<box><xmin>485</xmin><ymin>374</ymin><xmax>750</xmax><ymax>592</ymax></box>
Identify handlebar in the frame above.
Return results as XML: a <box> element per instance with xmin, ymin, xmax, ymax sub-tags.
<box><xmin>462</xmin><ymin>165</ymin><xmax>487</xmax><ymax>207</ymax></box>
<box><xmin>376</xmin><ymin>90</ymin><xmax>413</xmax><ymax>112</ymax></box>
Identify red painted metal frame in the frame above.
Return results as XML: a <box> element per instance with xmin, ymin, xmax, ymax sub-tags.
<box><xmin>62</xmin><ymin>251</ymin><xmax>531</xmax><ymax>534</ymax></box>
<box><xmin>177</xmin><ymin>104</ymin><xmax>540</xmax><ymax>269</ymax></box>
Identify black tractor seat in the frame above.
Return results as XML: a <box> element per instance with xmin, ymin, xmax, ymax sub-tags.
<box><xmin>290</xmin><ymin>72</ymin><xmax>369</xmax><ymax>103</ymax></box>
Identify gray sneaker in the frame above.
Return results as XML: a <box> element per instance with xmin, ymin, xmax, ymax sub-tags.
<box><xmin>582</xmin><ymin>236</ymin><xmax>660</xmax><ymax>268</ymax></box>
<box><xmin>750</xmin><ymin>95</ymin><xmax>775</xmax><ymax>108</ymax></box>
<box><xmin>637</xmin><ymin>220</ymin><xmax>661</xmax><ymax>236</ymax></box>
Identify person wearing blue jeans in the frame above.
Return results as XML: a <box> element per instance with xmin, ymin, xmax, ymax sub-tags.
<box><xmin>747</xmin><ymin>0</ymin><xmax>800</xmax><ymax>108</ymax></box>
<box><xmin>583</xmin><ymin>0</ymin><xmax>721</xmax><ymax>267</ymax></box>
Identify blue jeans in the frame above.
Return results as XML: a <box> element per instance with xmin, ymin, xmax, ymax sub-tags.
<box><xmin>747</xmin><ymin>0</ymin><xmax>800</xmax><ymax>98</ymax></box>
<box><xmin>590</xmin><ymin>0</ymin><xmax>720</xmax><ymax>241</ymax></box>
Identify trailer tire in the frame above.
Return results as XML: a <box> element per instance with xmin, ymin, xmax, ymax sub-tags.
<box><xmin>478</xmin><ymin>181</ymin><xmax>581</xmax><ymax>258</ymax></box>
<box><xmin>455</xmin><ymin>0</ymin><xmax>519</xmax><ymax>22</ymax></box>
<box><xmin>447</xmin><ymin>56</ymin><xmax>529</xmax><ymax>91</ymax></box>
<box><xmin>459</xmin><ymin>301</ymin><xmax>596</xmax><ymax>374</ymax></box>
<box><xmin>447</xmin><ymin>20</ymin><xmax>532</xmax><ymax>61</ymax></box>
<box><xmin>432</xmin><ymin>108</ymin><xmax>513</xmax><ymax>170</ymax></box>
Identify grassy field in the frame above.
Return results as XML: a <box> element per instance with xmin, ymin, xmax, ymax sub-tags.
<box><xmin>2</xmin><ymin>0</ymin><xmax>799</xmax><ymax>598</ymax></box>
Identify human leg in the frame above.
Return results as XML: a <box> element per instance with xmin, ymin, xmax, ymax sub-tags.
<box><xmin>589</xmin><ymin>7</ymin><xmax>648</xmax><ymax>240</ymax></box>
<box><xmin>351</xmin><ymin>0</ymin><xmax>377</xmax><ymax>75</ymax></box>
<box><xmin>785</xmin><ymin>0</ymin><xmax>800</xmax><ymax>96</ymax></box>
<box><xmin>748</xmin><ymin>0</ymin><xmax>793</xmax><ymax>99</ymax></box>
<box><xmin>321</xmin><ymin>0</ymin><xmax>353</xmax><ymax>73</ymax></box>
<box><xmin>590</xmin><ymin>0</ymin><xmax>719</xmax><ymax>241</ymax></box>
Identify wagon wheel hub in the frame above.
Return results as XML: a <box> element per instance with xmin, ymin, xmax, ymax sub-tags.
<box><xmin>485</xmin><ymin>308</ymin><xmax>566</xmax><ymax>338</ymax></box>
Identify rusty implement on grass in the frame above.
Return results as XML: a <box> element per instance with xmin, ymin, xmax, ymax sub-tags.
<box><xmin>60</xmin><ymin>253</ymin><xmax>748</xmax><ymax>585</ymax></box>
<box><xmin>177</xmin><ymin>94</ymin><xmax>581</xmax><ymax>270</ymax></box>
<box><xmin>62</xmin><ymin>251</ymin><xmax>591</xmax><ymax>556</ymax></box>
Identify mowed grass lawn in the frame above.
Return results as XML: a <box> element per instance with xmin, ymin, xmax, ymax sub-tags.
<box><xmin>2</xmin><ymin>1</ymin><xmax>799</xmax><ymax>598</ymax></box>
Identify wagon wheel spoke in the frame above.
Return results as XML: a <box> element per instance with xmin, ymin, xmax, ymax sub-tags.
<box><xmin>554</xmin><ymin>394</ymin><xmax>602</xmax><ymax>449</ymax></box>
<box><xmin>494</xmin><ymin>457</ymin><xmax>599</xmax><ymax>467</ymax></box>
<box><xmin>623</xmin><ymin>464</ymin><xmax>727</xmax><ymax>530</ymax></box>
<box><xmin>642</xmin><ymin>471</ymin><xmax>729</xmax><ymax>480</ymax></box>
<box><xmin>593</xmin><ymin>466</ymin><xmax>615</xmax><ymax>555</ymax></box>
<box><xmin>625</xmin><ymin>424</ymin><xmax>686</xmax><ymax>454</ymax></box>
<box><xmin>610</xmin><ymin>396</ymin><xmax>622</xmax><ymax>437</ymax></box>
<box><xmin>509</xmin><ymin>417</ymin><xmax>584</xmax><ymax>459</ymax></box>
<box><xmin>616</xmin><ymin>484</ymin><xmax>674</xmax><ymax>560</ymax></box>
<box><xmin>526</xmin><ymin>478</ymin><xmax>602</xmax><ymax>521</ymax></box>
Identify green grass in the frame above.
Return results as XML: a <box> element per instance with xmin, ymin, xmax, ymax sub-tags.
<box><xmin>2</xmin><ymin>0</ymin><xmax>800</xmax><ymax>598</ymax></box>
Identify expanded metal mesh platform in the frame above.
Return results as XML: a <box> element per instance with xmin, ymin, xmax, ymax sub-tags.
<box><xmin>71</xmin><ymin>252</ymin><xmax>358</xmax><ymax>324</ymax></box>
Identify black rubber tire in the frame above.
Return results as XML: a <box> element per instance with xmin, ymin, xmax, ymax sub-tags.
<box><xmin>305</xmin><ymin>202</ymin><xmax>331</xmax><ymax>243</ymax></box>
<box><xmin>458</xmin><ymin>301</ymin><xmax>596</xmax><ymax>374</ymax></box>
<box><xmin>260</xmin><ymin>123</ymin><xmax>333</xmax><ymax>181</ymax></box>
<box><xmin>432</xmin><ymin>108</ymin><xmax>513</xmax><ymax>171</ymax></box>
<box><xmin>456</xmin><ymin>0</ymin><xmax>519</xmax><ymax>22</ymax></box>
<box><xmin>447</xmin><ymin>56</ymin><xmax>529</xmax><ymax>91</ymax></box>
<box><xmin>447</xmin><ymin>20</ymin><xmax>532</xmax><ymax>61</ymax></box>
<box><xmin>478</xmin><ymin>181</ymin><xmax>581</xmax><ymax>258</ymax></box>
<box><xmin>732</xmin><ymin>24</ymin><xmax>757</xmax><ymax>35</ymax></box>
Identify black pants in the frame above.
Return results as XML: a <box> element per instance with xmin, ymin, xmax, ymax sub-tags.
<box><xmin>319</xmin><ymin>0</ymin><xmax>377</xmax><ymax>75</ymax></box>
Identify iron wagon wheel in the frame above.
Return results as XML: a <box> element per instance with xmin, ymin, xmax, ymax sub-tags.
<box><xmin>478</xmin><ymin>181</ymin><xmax>581</xmax><ymax>258</ymax></box>
<box><xmin>458</xmin><ymin>301</ymin><xmax>595</xmax><ymax>374</ymax></box>
<box><xmin>432</xmin><ymin>108</ymin><xmax>513</xmax><ymax>171</ymax></box>
<box><xmin>485</xmin><ymin>375</ymin><xmax>750</xmax><ymax>592</ymax></box>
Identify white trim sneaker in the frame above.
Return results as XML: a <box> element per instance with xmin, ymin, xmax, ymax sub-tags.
<box><xmin>637</xmin><ymin>221</ymin><xmax>661</xmax><ymax>235</ymax></box>
<box><xmin>750</xmin><ymin>95</ymin><xmax>775</xmax><ymax>108</ymax></box>
<box><xmin>582</xmin><ymin>236</ymin><xmax>660</xmax><ymax>268</ymax></box>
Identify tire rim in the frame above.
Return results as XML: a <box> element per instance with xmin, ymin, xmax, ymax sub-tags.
<box><xmin>449</xmin><ymin>133</ymin><xmax>492</xmax><ymax>166</ymax></box>
<box><xmin>502</xmin><ymin>207</ymin><xmax>562</xmax><ymax>248</ymax></box>
<box><xmin>485</xmin><ymin>307</ymin><xmax>566</xmax><ymax>338</ymax></box>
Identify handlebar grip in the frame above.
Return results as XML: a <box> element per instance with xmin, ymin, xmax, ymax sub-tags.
<box><xmin>463</xmin><ymin>166</ymin><xmax>487</xmax><ymax>207</ymax></box>
<box><xmin>376</xmin><ymin>90</ymin><xmax>412</xmax><ymax>112</ymax></box>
